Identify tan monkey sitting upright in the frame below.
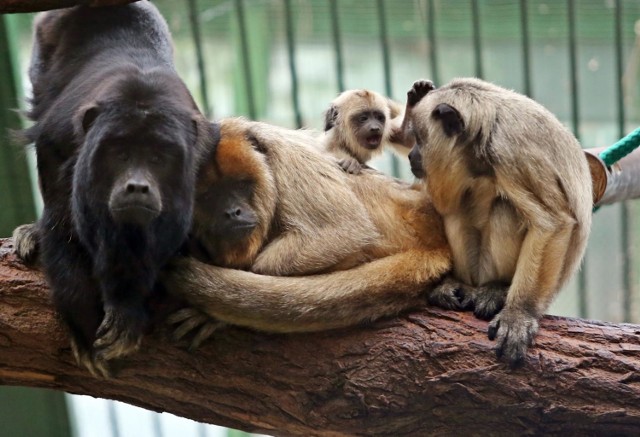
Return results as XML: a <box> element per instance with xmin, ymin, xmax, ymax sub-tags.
<box><xmin>322</xmin><ymin>89</ymin><xmax>413</xmax><ymax>173</ymax></box>
<box><xmin>407</xmin><ymin>78</ymin><xmax>592</xmax><ymax>367</ymax></box>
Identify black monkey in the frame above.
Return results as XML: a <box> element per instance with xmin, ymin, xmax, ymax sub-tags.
<box><xmin>19</xmin><ymin>2</ymin><xmax>215</xmax><ymax>376</ymax></box>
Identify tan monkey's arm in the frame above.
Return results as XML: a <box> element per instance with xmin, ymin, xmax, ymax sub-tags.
<box><xmin>388</xmin><ymin>80</ymin><xmax>436</xmax><ymax>151</ymax></box>
<box><xmin>162</xmin><ymin>248</ymin><xmax>452</xmax><ymax>334</ymax></box>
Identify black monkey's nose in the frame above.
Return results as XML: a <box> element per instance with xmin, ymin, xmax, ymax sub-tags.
<box><xmin>126</xmin><ymin>180</ymin><xmax>150</xmax><ymax>194</ymax></box>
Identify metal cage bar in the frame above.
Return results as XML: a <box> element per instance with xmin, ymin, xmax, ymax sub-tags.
<box><xmin>376</xmin><ymin>0</ymin><xmax>400</xmax><ymax>176</ymax></box>
<box><xmin>187</xmin><ymin>0</ymin><xmax>212</xmax><ymax>118</ymax></box>
<box><xmin>614</xmin><ymin>0</ymin><xmax>633</xmax><ymax>323</ymax></box>
<box><xmin>329</xmin><ymin>0</ymin><xmax>345</xmax><ymax>93</ymax></box>
<box><xmin>519</xmin><ymin>0</ymin><xmax>531</xmax><ymax>96</ymax></box>
<box><xmin>284</xmin><ymin>0</ymin><xmax>303</xmax><ymax>128</ymax></box>
<box><xmin>235</xmin><ymin>0</ymin><xmax>257</xmax><ymax>119</ymax></box>
<box><xmin>567</xmin><ymin>0</ymin><xmax>588</xmax><ymax>318</ymax></box>
<box><xmin>471</xmin><ymin>0</ymin><xmax>483</xmax><ymax>78</ymax></box>
<box><xmin>427</xmin><ymin>0</ymin><xmax>440</xmax><ymax>85</ymax></box>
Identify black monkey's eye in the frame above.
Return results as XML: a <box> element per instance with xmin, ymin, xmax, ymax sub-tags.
<box><xmin>117</xmin><ymin>151</ymin><xmax>130</xmax><ymax>161</ymax></box>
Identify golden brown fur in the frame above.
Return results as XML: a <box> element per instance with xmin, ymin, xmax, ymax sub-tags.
<box><xmin>407</xmin><ymin>77</ymin><xmax>592</xmax><ymax>366</ymax></box>
<box><xmin>321</xmin><ymin>89</ymin><xmax>410</xmax><ymax>173</ymax></box>
<box><xmin>163</xmin><ymin>117</ymin><xmax>454</xmax><ymax>339</ymax></box>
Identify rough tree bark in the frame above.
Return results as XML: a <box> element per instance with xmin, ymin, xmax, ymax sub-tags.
<box><xmin>1</xmin><ymin>236</ymin><xmax>640</xmax><ymax>436</ymax></box>
<box><xmin>0</xmin><ymin>0</ymin><xmax>138</xmax><ymax>13</ymax></box>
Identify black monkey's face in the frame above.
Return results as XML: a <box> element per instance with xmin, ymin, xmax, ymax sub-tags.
<box><xmin>73</xmin><ymin>73</ymin><xmax>200</xmax><ymax>230</ymax></box>
<box><xmin>351</xmin><ymin>110</ymin><xmax>386</xmax><ymax>150</ymax></box>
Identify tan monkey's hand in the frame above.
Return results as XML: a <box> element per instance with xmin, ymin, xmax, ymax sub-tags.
<box><xmin>12</xmin><ymin>223</ymin><xmax>40</xmax><ymax>264</ymax></box>
<box><xmin>337</xmin><ymin>157</ymin><xmax>364</xmax><ymax>175</ymax></box>
<box><xmin>168</xmin><ymin>307</ymin><xmax>225</xmax><ymax>351</ymax></box>
<box><xmin>465</xmin><ymin>282</ymin><xmax>508</xmax><ymax>320</ymax></box>
<box><xmin>487</xmin><ymin>307</ymin><xmax>539</xmax><ymax>368</ymax></box>
<box><xmin>407</xmin><ymin>79</ymin><xmax>435</xmax><ymax>107</ymax></box>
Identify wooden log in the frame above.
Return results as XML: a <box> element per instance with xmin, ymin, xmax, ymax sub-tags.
<box><xmin>0</xmin><ymin>0</ymin><xmax>138</xmax><ymax>14</ymax></box>
<box><xmin>1</xmin><ymin>236</ymin><xmax>640</xmax><ymax>435</ymax></box>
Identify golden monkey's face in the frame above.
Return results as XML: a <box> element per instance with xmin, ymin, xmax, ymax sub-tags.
<box><xmin>191</xmin><ymin>120</ymin><xmax>276</xmax><ymax>269</ymax></box>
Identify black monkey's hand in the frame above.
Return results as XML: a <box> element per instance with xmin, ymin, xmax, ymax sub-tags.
<box><xmin>337</xmin><ymin>157</ymin><xmax>364</xmax><ymax>175</ymax></box>
<box><xmin>12</xmin><ymin>223</ymin><xmax>40</xmax><ymax>265</ymax></box>
<box><xmin>407</xmin><ymin>79</ymin><xmax>435</xmax><ymax>107</ymax></box>
<box><xmin>93</xmin><ymin>303</ymin><xmax>149</xmax><ymax>362</ymax></box>
<box><xmin>487</xmin><ymin>306</ymin><xmax>539</xmax><ymax>368</ymax></box>
<box><xmin>168</xmin><ymin>307</ymin><xmax>225</xmax><ymax>351</ymax></box>
<box><xmin>70</xmin><ymin>339</ymin><xmax>112</xmax><ymax>379</ymax></box>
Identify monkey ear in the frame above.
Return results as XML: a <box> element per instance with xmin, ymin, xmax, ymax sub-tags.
<box><xmin>74</xmin><ymin>104</ymin><xmax>100</xmax><ymax>137</ymax></box>
<box><xmin>324</xmin><ymin>105</ymin><xmax>338</xmax><ymax>131</ymax></box>
<box><xmin>431</xmin><ymin>103</ymin><xmax>464</xmax><ymax>137</ymax></box>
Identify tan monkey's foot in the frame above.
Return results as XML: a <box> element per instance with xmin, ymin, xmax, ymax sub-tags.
<box><xmin>168</xmin><ymin>307</ymin><xmax>225</xmax><ymax>351</ymax></box>
<box><xmin>427</xmin><ymin>276</ymin><xmax>467</xmax><ymax>310</ymax></box>
<box><xmin>487</xmin><ymin>307</ymin><xmax>539</xmax><ymax>368</ymax></box>
<box><xmin>12</xmin><ymin>223</ymin><xmax>40</xmax><ymax>264</ymax></box>
<box><xmin>93</xmin><ymin>305</ymin><xmax>146</xmax><ymax>362</ymax></box>
<box><xmin>468</xmin><ymin>282</ymin><xmax>508</xmax><ymax>320</ymax></box>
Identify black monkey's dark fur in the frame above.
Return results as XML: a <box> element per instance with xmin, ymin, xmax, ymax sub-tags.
<box><xmin>23</xmin><ymin>2</ymin><xmax>216</xmax><ymax>374</ymax></box>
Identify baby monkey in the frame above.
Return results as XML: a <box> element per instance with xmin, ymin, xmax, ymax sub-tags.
<box><xmin>407</xmin><ymin>78</ymin><xmax>592</xmax><ymax>367</ymax></box>
<box><xmin>322</xmin><ymin>89</ymin><xmax>414</xmax><ymax>173</ymax></box>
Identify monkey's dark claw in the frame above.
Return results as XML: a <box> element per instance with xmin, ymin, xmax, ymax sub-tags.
<box><xmin>407</xmin><ymin>79</ymin><xmax>435</xmax><ymax>107</ymax></box>
<box><xmin>70</xmin><ymin>339</ymin><xmax>112</xmax><ymax>378</ymax></box>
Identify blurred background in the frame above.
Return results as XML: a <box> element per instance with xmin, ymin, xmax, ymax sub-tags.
<box><xmin>1</xmin><ymin>0</ymin><xmax>640</xmax><ymax>435</ymax></box>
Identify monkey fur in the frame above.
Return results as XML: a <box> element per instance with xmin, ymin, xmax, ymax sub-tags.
<box><xmin>15</xmin><ymin>2</ymin><xmax>214</xmax><ymax>376</ymax></box>
<box><xmin>322</xmin><ymin>89</ymin><xmax>413</xmax><ymax>174</ymax></box>
<box><xmin>161</xmin><ymin>117</ymin><xmax>456</xmax><ymax>345</ymax></box>
<box><xmin>407</xmin><ymin>78</ymin><xmax>592</xmax><ymax>367</ymax></box>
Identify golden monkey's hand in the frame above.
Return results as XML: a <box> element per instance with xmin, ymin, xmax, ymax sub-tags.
<box><xmin>168</xmin><ymin>307</ymin><xmax>225</xmax><ymax>351</ymax></box>
<box><xmin>407</xmin><ymin>79</ymin><xmax>435</xmax><ymax>107</ymax></box>
<box><xmin>487</xmin><ymin>307</ymin><xmax>539</xmax><ymax>368</ymax></box>
<box><xmin>427</xmin><ymin>276</ymin><xmax>468</xmax><ymax>310</ymax></box>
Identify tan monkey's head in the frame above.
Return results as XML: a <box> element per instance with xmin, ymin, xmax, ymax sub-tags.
<box><xmin>324</xmin><ymin>89</ymin><xmax>395</xmax><ymax>162</ymax></box>
<box><xmin>191</xmin><ymin>118</ymin><xmax>276</xmax><ymax>269</ymax></box>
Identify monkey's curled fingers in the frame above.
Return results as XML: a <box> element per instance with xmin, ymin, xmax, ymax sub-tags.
<box><xmin>70</xmin><ymin>339</ymin><xmax>111</xmax><ymax>379</ymax></box>
<box><xmin>487</xmin><ymin>307</ymin><xmax>539</xmax><ymax>368</ymax></box>
<box><xmin>12</xmin><ymin>223</ymin><xmax>40</xmax><ymax>264</ymax></box>
<box><xmin>337</xmin><ymin>157</ymin><xmax>364</xmax><ymax>175</ymax></box>
<box><xmin>427</xmin><ymin>276</ymin><xmax>469</xmax><ymax>310</ymax></box>
<box><xmin>168</xmin><ymin>308</ymin><xmax>226</xmax><ymax>351</ymax></box>
<box><xmin>93</xmin><ymin>305</ymin><xmax>147</xmax><ymax>362</ymax></box>
<box><xmin>407</xmin><ymin>79</ymin><xmax>435</xmax><ymax>107</ymax></box>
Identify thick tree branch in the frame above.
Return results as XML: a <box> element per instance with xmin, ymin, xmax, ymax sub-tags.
<box><xmin>1</xmin><ymin>236</ymin><xmax>640</xmax><ymax>435</ymax></box>
<box><xmin>0</xmin><ymin>0</ymin><xmax>138</xmax><ymax>13</ymax></box>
